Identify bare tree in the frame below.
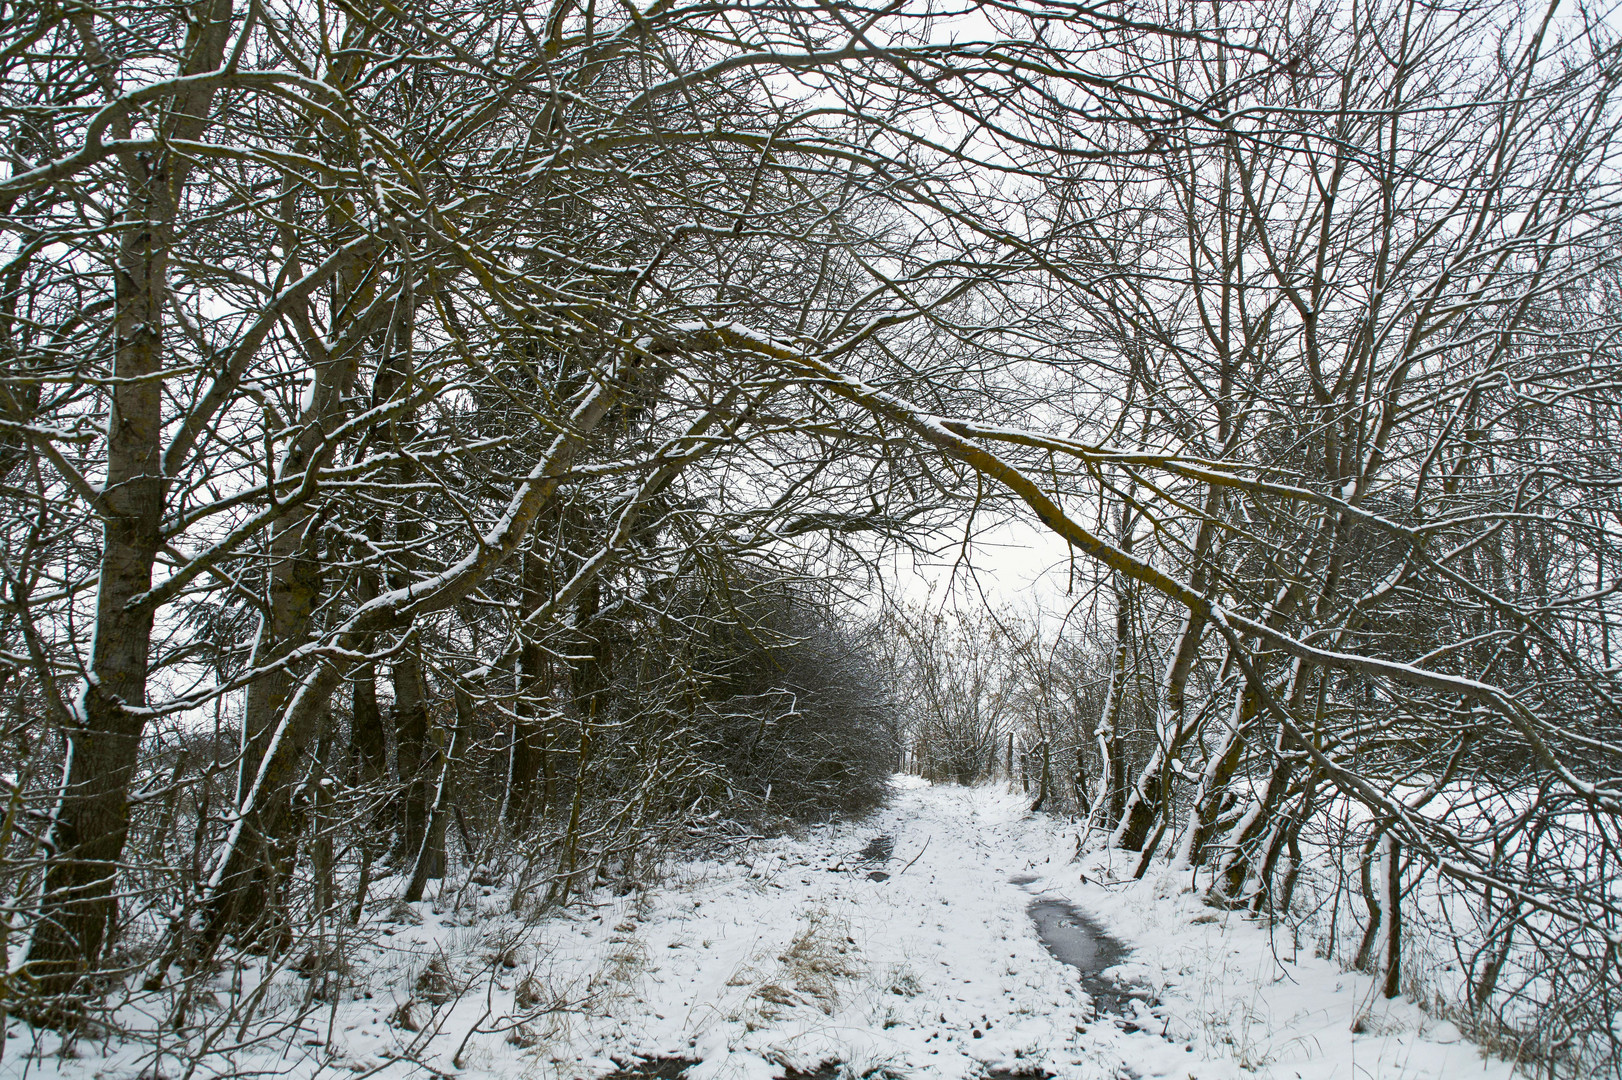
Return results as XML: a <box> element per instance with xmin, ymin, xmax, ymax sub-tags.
<box><xmin>1</xmin><ymin>0</ymin><xmax>1620</xmax><ymax>1070</ymax></box>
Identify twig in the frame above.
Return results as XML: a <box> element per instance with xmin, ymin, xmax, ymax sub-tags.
<box><xmin>896</xmin><ymin>836</ymin><xmax>930</xmax><ymax>876</ymax></box>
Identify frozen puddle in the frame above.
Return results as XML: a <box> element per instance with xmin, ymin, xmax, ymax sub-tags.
<box><xmin>1012</xmin><ymin>875</ymin><xmax>1145</xmax><ymax>1019</ymax></box>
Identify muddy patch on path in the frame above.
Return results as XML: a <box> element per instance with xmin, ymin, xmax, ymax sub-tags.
<box><xmin>859</xmin><ymin>835</ymin><xmax>895</xmax><ymax>862</ymax></box>
<box><xmin>599</xmin><ymin>1060</ymin><xmax>839</xmax><ymax>1080</ymax></box>
<box><xmin>599</xmin><ymin>1058</ymin><xmax>699</xmax><ymax>1079</ymax></box>
<box><xmin>1012</xmin><ymin>877</ymin><xmax>1145</xmax><ymax>1018</ymax></box>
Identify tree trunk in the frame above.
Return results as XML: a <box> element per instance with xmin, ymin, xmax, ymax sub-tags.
<box><xmin>1093</xmin><ymin>605</ymin><xmax>1131</xmax><ymax>830</ymax></box>
<box><xmin>508</xmin><ymin>547</ymin><xmax>551</xmax><ymax>833</ymax></box>
<box><xmin>1117</xmin><ymin>493</ymin><xmax>1222</xmax><ymax>851</ymax></box>
<box><xmin>351</xmin><ymin>653</ymin><xmax>387</xmax><ymax>793</ymax></box>
<box><xmin>1210</xmin><ymin>733</ymin><xmax>1296</xmax><ymax>906</ymax></box>
<box><xmin>1382</xmin><ymin>833</ymin><xmax>1402</xmax><ymax>999</ymax></box>
<box><xmin>207</xmin><ymin>324</ymin><xmax>360</xmax><ymax>942</ymax></box>
<box><xmin>405</xmin><ymin>682</ymin><xmax>474</xmax><ymax>902</ymax></box>
<box><xmin>1173</xmin><ymin>681</ymin><xmax>1251</xmax><ymax>870</ymax></box>
<box><xmin>1030</xmin><ymin>743</ymin><xmax>1051</xmax><ymax>812</ymax></box>
<box><xmin>29</xmin><ymin>2</ymin><xmax>235</xmax><ymax>1003</ymax></box>
<box><xmin>1353</xmin><ymin>825</ymin><xmax>1387</xmax><ymax>973</ymax></box>
<box><xmin>393</xmin><ymin>651</ymin><xmax>431</xmax><ymax>863</ymax></box>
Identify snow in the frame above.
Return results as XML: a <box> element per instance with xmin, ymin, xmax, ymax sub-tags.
<box><xmin>5</xmin><ymin>781</ymin><xmax>1519</xmax><ymax>1080</ymax></box>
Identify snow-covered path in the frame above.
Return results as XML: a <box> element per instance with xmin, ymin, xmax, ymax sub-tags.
<box><xmin>457</xmin><ymin>780</ymin><xmax>1515</xmax><ymax>1080</ymax></box>
<box><xmin>11</xmin><ymin>780</ymin><xmax>1519</xmax><ymax>1080</ymax></box>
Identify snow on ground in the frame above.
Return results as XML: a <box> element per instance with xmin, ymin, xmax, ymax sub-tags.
<box><xmin>5</xmin><ymin>779</ymin><xmax>1517</xmax><ymax>1080</ymax></box>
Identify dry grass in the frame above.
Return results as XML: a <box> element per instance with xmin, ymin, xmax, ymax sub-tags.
<box><xmin>754</xmin><ymin>907</ymin><xmax>863</xmax><ymax>1017</ymax></box>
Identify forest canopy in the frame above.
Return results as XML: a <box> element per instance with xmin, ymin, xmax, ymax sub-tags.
<box><xmin>1</xmin><ymin>0</ymin><xmax>1620</xmax><ymax>1071</ymax></box>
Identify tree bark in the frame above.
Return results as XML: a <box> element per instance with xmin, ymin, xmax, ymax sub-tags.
<box><xmin>1093</xmin><ymin>571</ymin><xmax>1134</xmax><ymax>830</ymax></box>
<box><xmin>393</xmin><ymin>651</ymin><xmax>431</xmax><ymax>863</ymax></box>
<box><xmin>508</xmin><ymin>547</ymin><xmax>552</xmax><ymax>833</ymax></box>
<box><xmin>1382</xmin><ymin>833</ymin><xmax>1402</xmax><ymax>999</ymax></box>
<box><xmin>1113</xmin><ymin>496</ymin><xmax>1223</xmax><ymax>851</ymax></box>
<box><xmin>28</xmin><ymin>0</ymin><xmax>234</xmax><ymax>1006</ymax></box>
<box><xmin>405</xmin><ymin>683</ymin><xmax>474</xmax><ymax>902</ymax></box>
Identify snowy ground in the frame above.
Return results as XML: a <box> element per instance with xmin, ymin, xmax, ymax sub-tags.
<box><xmin>6</xmin><ymin>779</ymin><xmax>1517</xmax><ymax>1080</ymax></box>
